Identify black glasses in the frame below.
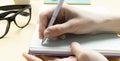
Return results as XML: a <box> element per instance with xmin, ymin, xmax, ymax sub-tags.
<box><xmin>0</xmin><ymin>4</ymin><xmax>31</xmax><ymax>39</ymax></box>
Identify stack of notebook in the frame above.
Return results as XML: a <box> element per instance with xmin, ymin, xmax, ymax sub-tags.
<box><xmin>29</xmin><ymin>25</ymin><xmax>120</xmax><ymax>57</ymax></box>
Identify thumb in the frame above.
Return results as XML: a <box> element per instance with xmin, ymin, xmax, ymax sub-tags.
<box><xmin>44</xmin><ymin>23</ymin><xmax>70</xmax><ymax>38</ymax></box>
<box><xmin>23</xmin><ymin>53</ymin><xmax>43</xmax><ymax>61</ymax></box>
<box><xmin>70</xmin><ymin>42</ymin><xmax>108</xmax><ymax>61</ymax></box>
<box><xmin>70</xmin><ymin>42</ymin><xmax>85</xmax><ymax>59</ymax></box>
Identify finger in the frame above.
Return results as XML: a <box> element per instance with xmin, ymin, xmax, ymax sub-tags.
<box><xmin>39</xmin><ymin>12</ymin><xmax>48</xmax><ymax>39</ymax></box>
<box><xmin>60</xmin><ymin>56</ymin><xmax>77</xmax><ymax>61</ymax></box>
<box><xmin>39</xmin><ymin>8</ymin><xmax>54</xmax><ymax>39</ymax></box>
<box><xmin>49</xmin><ymin>56</ymin><xmax>77</xmax><ymax>61</ymax></box>
<box><xmin>39</xmin><ymin>24</ymin><xmax>46</xmax><ymax>39</ymax></box>
<box><xmin>23</xmin><ymin>53</ymin><xmax>43</xmax><ymax>61</ymax></box>
<box><xmin>44</xmin><ymin>20</ymin><xmax>73</xmax><ymax>39</ymax></box>
<box><xmin>44</xmin><ymin>24</ymin><xmax>65</xmax><ymax>39</ymax></box>
<box><xmin>44</xmin><ymin>18</ymin><xmax>82</xmax><ymax>39</ymax></box>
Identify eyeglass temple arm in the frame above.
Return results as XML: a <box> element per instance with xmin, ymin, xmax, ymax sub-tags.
<box><xmin>0</xmin><ymin>5</ymin><xmax>31</xmax><ymax>10</ymax></box>
<box><xmin>0</xmin><ymin>11</ymin><xmax>17</xmax><ymax>18</ymax></box>
<box><xmin>0</xmin><ymin>11</ymin><xmax>29</xmax><ymax>18</ymax></box>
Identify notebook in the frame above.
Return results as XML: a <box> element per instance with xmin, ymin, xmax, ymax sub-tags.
<box><xmin>29</xmin><ymin>25</ymin><xmax>120</xmax><ymax>57</ymax></box>
<box><xmin>44</xmin><ymin>0</ymin><xmax>90</xmax><ymax>5</ymax></box>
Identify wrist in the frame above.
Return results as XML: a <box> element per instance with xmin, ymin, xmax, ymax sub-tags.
<box><xmin>98</xmin><ymin>14</ymin><xmax>120</xmax><ymax>33</ymax></box>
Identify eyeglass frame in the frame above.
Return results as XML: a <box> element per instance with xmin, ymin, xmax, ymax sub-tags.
<box><xmin>0</xmin><ymin>4</ymin><xmax>31</xmax><ymax>39</ymax></box>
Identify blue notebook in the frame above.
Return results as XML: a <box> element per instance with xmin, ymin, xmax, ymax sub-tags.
<box><xmin>29</xmin><ymin>25</ymin><xmax>120</xmax><ymax>57</ymax></box>
<box><xmin>44</xmin><ymin>0</ymin><xmax>90</xmax><ymax>4</ymax></box>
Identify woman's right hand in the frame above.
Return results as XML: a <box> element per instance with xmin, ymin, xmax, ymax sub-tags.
<box><xmin>39</xmin><ymin>5</ymin><xmax>116</xmax><ymax>39</ymax></box>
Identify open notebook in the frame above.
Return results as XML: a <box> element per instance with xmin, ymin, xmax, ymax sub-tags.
<box><xmin>29</xmin><ymin>25</ymin><xmax>120</xmax><ymax>57</ymax></box>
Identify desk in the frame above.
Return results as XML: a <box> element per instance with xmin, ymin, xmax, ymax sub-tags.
<box><xmin>0</xmin><ymin>0</ymin><xmax>120</xmax><ymax>61</ymax></box>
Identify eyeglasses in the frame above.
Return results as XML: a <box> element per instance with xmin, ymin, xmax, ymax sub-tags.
<box><xmin>0</xmin><ymin>4</ymin><xmax>31</xmax><ymax>39</ymax></box>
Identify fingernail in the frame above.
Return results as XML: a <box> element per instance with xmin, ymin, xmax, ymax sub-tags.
<box><xmin>44</xmin><ymin>30</ymin><xmax>50</xmax><ymax>38</ymax></box>
<box><xmin>60</xmin><ymin>35</ymin><xmax>66</xmax><ymax>39</ymax></box>
<box><xmin>71</xmin><ymin>42</ymin><xmax>80</xmax><ymax>48</ymax></box>
<box><xmin>39</xmin><ymin>35</ymin><xmax>44</xmax><ymax>39</ymax></box>
<box><xmin>70</xmin><ymin>42</ymin><xmax>81</xmax><ymax>52</ymax></box>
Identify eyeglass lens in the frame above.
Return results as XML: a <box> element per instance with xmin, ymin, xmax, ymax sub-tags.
<box><xmin>0</xmin><ymin>5</ymin><xmax>31</xmax><ymax>38</ymax></box>
<box><xmin>15</xmin><ymin>8</ymin><xmax>31</xmax><ymax>28</ymax></box>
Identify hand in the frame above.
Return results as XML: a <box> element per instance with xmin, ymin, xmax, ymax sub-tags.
<box><xmin>70</xmin><ymin>42</ymin><xmax>108</xmax><ymax>61</ymax></box>
<box><xmin>39</xmin><ymin>5</ymin><xmax>114</xmax><ymax>39</ymax></box>
<box><xmin>23</xmin><ymin>53</ymin><xmax>77</xmax><ymax>61</ymax></box>
<box><xmin>23</xmin><ymin>42</ymin><xmax>108</xmax><ymax>61</ymax></box>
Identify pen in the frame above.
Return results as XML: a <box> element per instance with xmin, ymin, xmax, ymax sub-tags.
<box><xmin>41</xmin><ymin>0</ymin><xmax>64</xmax><ymax>45</ymax></box>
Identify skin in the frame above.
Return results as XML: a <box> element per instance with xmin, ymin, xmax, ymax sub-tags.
<box><xmin>23</xmin><ymin>5</ymin><xmax>120</xmax><ymax>61</ymax></box>
<box><xmin>39</xmin><ymin>5</ymin><xmax>120</xmax><ymax>39</ymax></box>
